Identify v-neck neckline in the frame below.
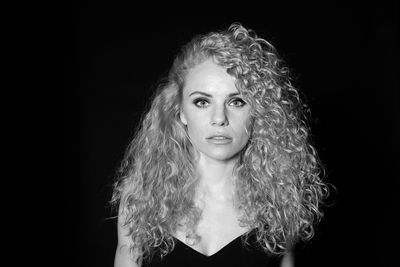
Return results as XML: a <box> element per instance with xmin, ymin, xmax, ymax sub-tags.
<box><xmin>173</xmin><ymin>233</ymin><xmax>247</xmax><ymax>258</ymax></box>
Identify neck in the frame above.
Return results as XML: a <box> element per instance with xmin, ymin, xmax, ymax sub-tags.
<box><xmin>195</xmin><ymin>155</ymin><xmax>238</xmax><ymax>200</ymax></box>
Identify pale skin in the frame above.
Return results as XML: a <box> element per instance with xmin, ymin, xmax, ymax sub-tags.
<box><xmin>115</xmin><ymin>59</ymin><xmax>294</xmax><ymax>266</ymax></box>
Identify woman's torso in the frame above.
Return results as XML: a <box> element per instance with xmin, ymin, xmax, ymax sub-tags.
<box><xmin>142</xmin><ymin>232</ymin><xmax>282</xmax><ymax>267</ymax></box>
<box><xmin>142</xmin><ymin>189</ymin><xmax>281</xmax><ymax>267</ymax></box>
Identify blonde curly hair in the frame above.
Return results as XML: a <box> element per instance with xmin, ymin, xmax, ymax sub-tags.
<box><xmin>111</xmin><ymin>23</ymin><xmax>328</xmax><ymax>263</ymax></box>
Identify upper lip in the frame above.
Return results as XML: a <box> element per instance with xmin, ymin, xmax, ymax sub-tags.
<box><xmin>207</xmin><ymin>134</ymin><xmax>232</xmax><ymax>139</ymax></box>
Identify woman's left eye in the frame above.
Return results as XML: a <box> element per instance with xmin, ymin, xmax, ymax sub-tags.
<box><xmin>229</xmin><ymin>98</ymin><xmax>246</xmax><ymax>107</ymax></box>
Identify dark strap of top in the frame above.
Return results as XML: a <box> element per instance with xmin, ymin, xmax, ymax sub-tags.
<box><xmin>143</xmin><ymin>234</ymin><xmax>282</xmax><ymax>267</ymax></box>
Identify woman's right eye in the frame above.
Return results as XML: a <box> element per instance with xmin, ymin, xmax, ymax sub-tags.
<box><xmin>193</xmin><ymin>98</ymin><xmax>209</xmax><ymax>108</ymax></box>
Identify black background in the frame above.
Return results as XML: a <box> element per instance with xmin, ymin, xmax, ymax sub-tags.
<box><xmin>42</xmin><ymin>2</ymin><xmax>398</xmax><ymax>267</ymax></box>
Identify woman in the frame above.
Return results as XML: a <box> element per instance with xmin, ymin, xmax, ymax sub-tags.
<box><xmin>111</xmin><ymin>23</ymin><xmax>328</xmax><ymax>267</ymax></box>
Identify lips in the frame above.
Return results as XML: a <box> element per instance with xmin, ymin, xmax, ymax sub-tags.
<box><xmin>207</xmin><ymin>134</ymin><xmax>232</xmax><ymax>139</ymax></box>
<box><xmin>206</xmin><ymin>135</ymin><xmax>232</xmax><ymax>144</ymax></box>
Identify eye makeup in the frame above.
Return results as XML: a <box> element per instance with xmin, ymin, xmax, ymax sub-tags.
<box><xmin>192</xmin><ymin>96</ymin><xmax>247</xmax><ymax>109</ymax></box>
<box><xmin>193</xmin><ymin>98</ymin><xmax>210</xmax><ymax>108</ymax></box>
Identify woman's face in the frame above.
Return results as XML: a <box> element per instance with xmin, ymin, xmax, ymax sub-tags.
<box><xmin>180</xmin><ymin>58</ymin><xmax>251</xmax><ymax>163</ymax></box>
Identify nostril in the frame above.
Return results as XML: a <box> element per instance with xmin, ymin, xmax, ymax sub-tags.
<box><xmin>211</xmin><ymin>108</ymin><xmax>228</xmax><ymax>126</ymax></box>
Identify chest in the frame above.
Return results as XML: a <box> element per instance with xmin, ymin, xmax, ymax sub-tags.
<box><xmin>174</xmin><ymin>198</ymin><xmax>248</xmax><ymax>256</ymax></box>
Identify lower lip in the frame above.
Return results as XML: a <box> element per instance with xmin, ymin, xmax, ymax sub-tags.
<box><xmin>207</xmin><ymin>138</ymin><xmax>232</xmax><ymax>145</ymax></box>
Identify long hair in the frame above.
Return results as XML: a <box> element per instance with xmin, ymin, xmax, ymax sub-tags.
<box><xmin>111</xmin><ymin>23</ymin><xmax>328</xmax><ymax>263</ymax></box>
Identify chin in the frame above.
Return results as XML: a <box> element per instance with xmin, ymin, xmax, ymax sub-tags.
<box><xmin>201</xmin><ymin>150</ymin><xmax>241</xmax><ymax>162</ymax></box>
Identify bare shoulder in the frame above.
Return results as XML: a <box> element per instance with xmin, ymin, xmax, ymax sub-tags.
<box><xmin>280</xmin><ymin>251</ymin><xmax>295</xmax><ymax>267</ymax></box>
<box><xmin>114</xmin><ymin>205</ymin><xmax>141</xmax><ymax>267</ymax></box>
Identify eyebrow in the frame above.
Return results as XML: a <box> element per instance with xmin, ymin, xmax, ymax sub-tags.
<box><xmin>188</xmin><ymin>91</ymin><xmax>240</xmax><ymax>98</ymax></box>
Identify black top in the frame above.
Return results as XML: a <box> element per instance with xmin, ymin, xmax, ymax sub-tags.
<box><xmin>143</xmin><ymin>234</ymin><xmax>282</xmax><ymax>267</ymax></box>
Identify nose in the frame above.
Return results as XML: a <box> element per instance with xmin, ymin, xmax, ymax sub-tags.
<box><xmin>211</xmin><ymin>105</ymin><xmax>229</xmax><ymax>126</ymax></box>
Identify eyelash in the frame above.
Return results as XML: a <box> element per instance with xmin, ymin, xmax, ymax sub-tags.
<box><xmin>229</xmin><ymin>98</ymin><xmax>246</xmax><ymax>107</ymax></box>
<box><xmin>192</xmin><ymin>98</ymin><xmax>246</xmax><ymax>108</ymax></box>
<box><xmin>193</xmin><ymin>98</ymin><xmax>209</xmax><ymax>108</ymax></box>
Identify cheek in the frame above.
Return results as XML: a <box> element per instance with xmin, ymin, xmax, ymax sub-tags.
<box><xmin>238</xmin><ymin>128</ymin><xmax>250</xmax><ymax>146</ymax></box>
<box><xmin>234</xmin><ymin>114</ymin><xmax>252</xmax><ymax>136</ymax></box>
<box><xmin>185</xmin><ymin>116</ymin><xmax>205</xmax><ymax>139</ymax></box>
<box><xmin>183</xmin><ymin>106</ymin><xmax>205</xmax><ymax>128</ymax></box>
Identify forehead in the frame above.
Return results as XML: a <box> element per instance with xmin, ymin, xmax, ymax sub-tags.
<box><xmin>183</xmin><ymin>58</ymin><xmax>238</xmax><ymax>96</ymax></box>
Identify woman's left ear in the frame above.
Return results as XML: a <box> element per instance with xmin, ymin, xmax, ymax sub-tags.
<box><xmin>179</xmin><ymin>110</ymin><xmax>187</xmax><ymax>125</ymax></box>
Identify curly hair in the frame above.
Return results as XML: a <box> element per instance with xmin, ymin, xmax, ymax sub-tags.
<box><xmin>111</xmin><ymin>23</ymin><xmax>328</xmax><ymax>264</ymax></box>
